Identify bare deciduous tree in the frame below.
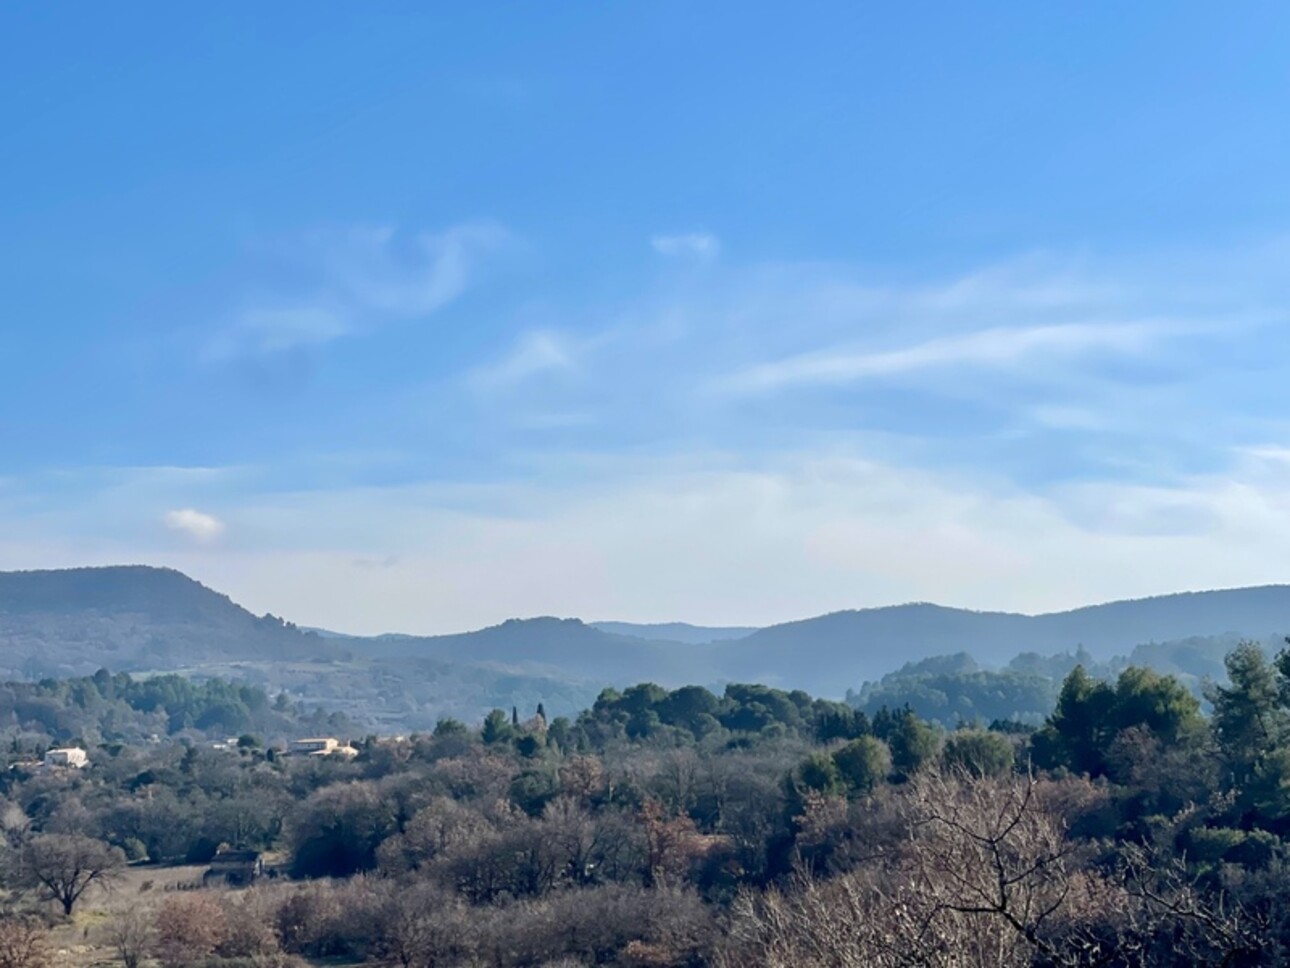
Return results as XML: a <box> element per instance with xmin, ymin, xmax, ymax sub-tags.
<box><xmin>377</xmin><ymin>796</ymin><xmax>493</xmax><ymax>874</ymax></box>
<box><xmin>374</xmin><ymin>880</ymin><xmax>469</xmax><ymax>968</ymax></box>
<box><xmin>153</xmin><ymin>893</ymin><xmax>229</xmax><ymax>968</ymax></box>
<box><xmin>105</xmin><ymin>908</ymin><xmax>150</xmax><ymax>968</ymax></box>
<box><xmin>897</xmin><ymin>769</ymin><xmax>1078</xmax><ymax>963</ymax></box>
<box><xmin>540</xmin><ymin>796</ymin><xmax>603</xmax><ymax>886</ymax></box>
<box><xmin>722</xmin><ymin>770</ymin><xmax>1110</xmax><ymax>968</ymax></box>
<box><xmin>558</xmin><ymin>755</ymin><xmax>607</xmax><ymax>803</ymax></box>
<box><xmin>14</xmin><ymin>833</ymin><xmax>125</xmax><ymax>916</ymax></box>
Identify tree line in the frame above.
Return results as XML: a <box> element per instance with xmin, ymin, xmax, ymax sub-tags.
<box><xmin>0</xmin><ymin>669</ymin><xmax>352</xmax><ymax>751</ymax></box>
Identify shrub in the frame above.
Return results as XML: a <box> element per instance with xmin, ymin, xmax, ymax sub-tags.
<box><xmin>0</xmin><ymin>918</ymin><xmax>50</xmax><ymax>968</ymax></box>
<box><xmin>153</xmin><ymin>894</ymin><xmax>229</xmax><ymax>968</ymax></box>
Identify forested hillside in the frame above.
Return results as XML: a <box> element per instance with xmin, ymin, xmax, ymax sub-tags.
<box><xmin>848</xmin><ymin>652</ymin><xmax>1072</xmax><ymax>726</ymax></box>
<box><xmin>846</xmin><ymin>635</ymin><xmax>1285</xmax><ymax>727</ymax></box>
<box><xmin>0</xmin><ymin>670</ymin><xmax>353</xmax><ymax>748</ymax></box>
<box><xmin>342</xmin><ymin>616</ymin><xmax>717</xmax><ymax>684</ymax></box>
<box><xmin>0</xmin><ymin>567</ymin><xmax>338</xmax><ymax>679</ymax></box>
<box><xmin>721</xmin><ymin>587</ymin><xmax>1290</xmax><ymax>692</ymax></box>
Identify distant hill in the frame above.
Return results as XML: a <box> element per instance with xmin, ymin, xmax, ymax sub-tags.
<box><xmin>0</xmin><ymin>568</ymin><xmax>699</xmax><ymax>727</ymax></box>
<box><xmin>271</xmin><ymin>585</ymin><xmax>1290</xmax><ymax>703</ymax></box>
<box><xmin>5</xmin><ymin>566</ymin><xmax>1290</xmax><ymax>722</ymax></box>
<box><xmin>589</xmin><ymin>621</ymin><xmax>758</xmax><ymax>645</ymax></box>
<box><xmin>719</xmin><ymin>587</ymin><xmax>1290</xmax><ymax>695</ymax></box>
<box><xmin>0</xmin><ymin>565</ymin><xmax>339</xmax><ymax>678</ymax></box>
<box><xmin>352</xmin><ymin>617</ymin><xmax>719</xmax><ymax>686</ymax></box>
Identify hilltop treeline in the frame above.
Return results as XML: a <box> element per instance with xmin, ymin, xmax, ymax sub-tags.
<box><xmin>0</xmin><ymin>669</ymin><xmax>352</xmax><ymax>750</ymax></box>
<box><xmin>7</xmin><ymin>645</ymin><xmax>1290</xmax><ymax>964</ymax></box>
<box><xmin>847</xmin><ymin>635</ymin><xmax>1267</xmax><ymax>728</ymax></box>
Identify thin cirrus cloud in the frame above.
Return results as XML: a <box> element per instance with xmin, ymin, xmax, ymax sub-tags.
<box><xmin>205</xmin><ymin>222</ymin><xmax>509</xmax><ymax>360</ymax></box>
<box><xmin>163</xmin><ymin>508</ymin><xmax>226</xmax><ymax>543</ymax></box>
<box><xmin>717</xmin><ymin>320</ymin><xmax>1177</xmax><ymax>395</ymax></box>
<box><xmin>469</xmin><ymin>329</ymin><xmax>580</xmax><ymax>391</ymax></box>
<box><xmin>219</xmin><ymin>305</ymin><xmax>351</xmax><ymax>357</ymax></box>
<box><xmin>650</xmin><ymin>232</ymin><xmax>720</xmax><ymax>260</ymax></box>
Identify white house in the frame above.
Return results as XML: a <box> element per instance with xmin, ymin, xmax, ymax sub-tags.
<box><xmin>288</xmin><ymin>737</ymin><xmax>357</xmax><ymax>758</ymax></box>
<box><xmin>43</xmin><ymin>748</ymin><xmax>89</xmax><ymax>769</ymax></box>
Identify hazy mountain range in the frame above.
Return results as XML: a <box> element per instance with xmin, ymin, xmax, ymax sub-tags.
<box><xmin>1</xmin><ymin>565</ymin><xmax>1289</xmax><ymax>725</ymax></box>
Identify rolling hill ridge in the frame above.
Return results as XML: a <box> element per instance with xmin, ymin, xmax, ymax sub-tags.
<box><xmin>3</xmin><ymin>566</ymin><xmax>1290</xmax><ymax>715</ymax></box>
<box><xmin>719</xmin><ymin>587</ymin><xmax>1290</xmax><ymax>693</ymax></box>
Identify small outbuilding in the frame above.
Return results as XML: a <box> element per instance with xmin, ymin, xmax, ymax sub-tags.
<box><xmin>204</xmin><ymin>847</ymin><xmax>264</xmax><ymax>886</ymax></box>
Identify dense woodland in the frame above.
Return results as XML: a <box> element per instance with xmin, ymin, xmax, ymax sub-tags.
<box><xmin>4</xmin><ymin>643</ymin><xmax>1290</xmax><ymax>965</ymax></box>
<box><xmin>846</xmin><ymin>635</ymin><xmax>1263</xmax><ymax>728</ymax></box>
<box><xmin>0</xmin><ymin>670</ymin><xmax>354</xmax><ymax>750</ymax></box>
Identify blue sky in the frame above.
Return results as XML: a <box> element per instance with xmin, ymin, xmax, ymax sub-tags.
<box><xmin>3</xmin><ymin>3</ymin><xmax>1290</xmax><ymax>632</ymax></box>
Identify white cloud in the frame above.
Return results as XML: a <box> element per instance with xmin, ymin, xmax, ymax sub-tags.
<box><xmin>651</xmin><ymin>232</ymin><xmax>720</xmax><ymax>260</ymax></box>
<box><xmin>469</xmin><ymin>330</ymin><xmax>579</xmax><ymax>390</ymax></box>
<box><xmin>719</xmin><ymin>320</ymin><xmax>1171</xmax><ymax>394</ymax></box>
<box><xmin>163</xmin><ymin>508</ymin><xmax>226</xmax><ymax>543</ymax></box>
<box><xmin>207</xmin><ymin>222</ymin><xmax>509</xmax><ymax>360</ymax></box>
<box><xmin>208</xmin><ymin>306</ymin><xmax>350</xmax><ymax>359</ymax></box>
<box><xmin>322</xmin><ymin>223</ymin><xmax>503</xmax><ymax>317</ymax></box>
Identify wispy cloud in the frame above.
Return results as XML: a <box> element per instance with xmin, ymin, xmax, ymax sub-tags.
<box><xmin>163</xmin><ymin>508</ymin><xmax>226</xmax><ymax>543</ymax></box>
<box><xmin>651</xmin><ymin>232</ymin><xmax>720</xmax><ymax>260</ymax></box>
<box><xmin>719</xmin><ymin>320</ymin><xmax>1172</xmax><ymax>394</ymax></box>
<box><xmin>9</xmin><ymin>242</ymin><xmax>1289</xmax><ymax>632</ymax></box>
<box><xmin>206</xmin><ymin>222</ymin><xmax>509</xmax><ymax>360</ymax></box>
<box><xmin>215</xmin><ymin>305</ymin><xmax>350</xmax><ymax>357</ymax></box>
<box><xmin>469</xmin><ymin>329</ymin><xmax>580</xmax><ymax>391</ymax></box>
<box><xmin>444</xmin><ymin>246</ymin><xmax>1263</xmax><ymax>502</ymax></box>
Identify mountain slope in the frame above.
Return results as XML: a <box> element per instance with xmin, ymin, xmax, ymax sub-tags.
<box><xmin>719</xmin><ymin>586</ymin><xmax>1290</xmax><ymax>694</ymax></box>
<box><xmin>0</xmin><ymin>565</ymin><xmax>338</xmax><ymax>677</ymax></box>
<box><xmin>354</xmin><ymin>617</ymin><xmax>717</xmax><ymax>686</ymax></box>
